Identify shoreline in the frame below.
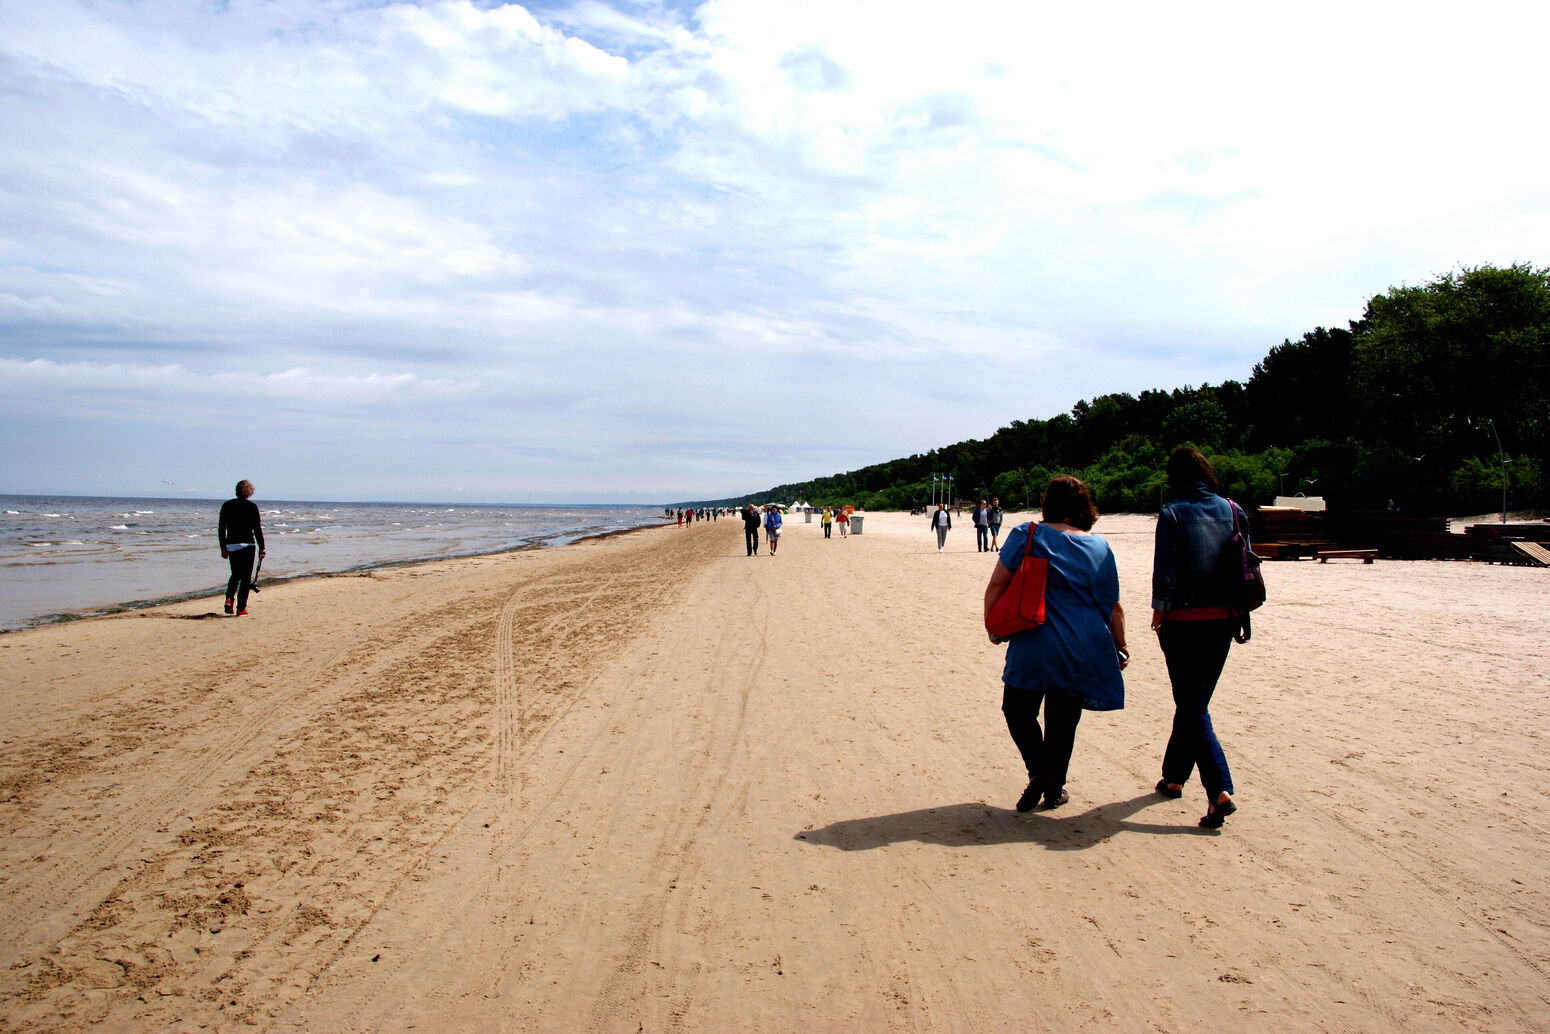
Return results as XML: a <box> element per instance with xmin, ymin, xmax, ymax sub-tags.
<box><xmin>1</xmin><ymin>517</ymin><xmax>671</xmax><ymax>634</ymax></box>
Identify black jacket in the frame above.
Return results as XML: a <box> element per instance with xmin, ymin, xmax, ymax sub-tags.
<box><xmin>219</xmin><ymin>497</ymin><xmax>265</xmax><ymax>550</ymax></box>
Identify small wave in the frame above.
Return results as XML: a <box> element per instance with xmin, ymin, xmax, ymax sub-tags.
<box><xmin>110</xmin><ymin>524</ymin><xmax>130</xmax><ymax>530</ymax></box>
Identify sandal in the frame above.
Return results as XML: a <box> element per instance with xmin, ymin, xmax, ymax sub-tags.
<box><xmin>1199</xmin><ymin>797</ymin><xmax>1237</xmax><ymax>829</ymax></box>
<box><xmin>1155</xmin><ymin>779</ymin><xmax>1183</xmax><ymax>799</ymax></box>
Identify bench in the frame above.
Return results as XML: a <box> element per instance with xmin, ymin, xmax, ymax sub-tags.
<box><xmin>1317</xmin><ymin>549</ymin><xmax>1378</xmax><ymax>564</ymax></box>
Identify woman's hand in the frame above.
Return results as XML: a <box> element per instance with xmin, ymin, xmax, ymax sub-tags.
<box><xmin>1109</xmin><ymin>602</ymin><xmax>1128</xmax><ymax>669</ymax></box>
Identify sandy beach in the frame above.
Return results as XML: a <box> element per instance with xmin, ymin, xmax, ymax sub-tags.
<box><xmin>1</xmin><ymin>510</ymin><xmax>1548</xmax><ymax>1032</ymax></box>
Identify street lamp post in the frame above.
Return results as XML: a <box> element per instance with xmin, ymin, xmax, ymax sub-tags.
<box><xmin>1488</xmin><ymin>420</ymin><xmax>1509</xmax><ymax>524</ymax></box>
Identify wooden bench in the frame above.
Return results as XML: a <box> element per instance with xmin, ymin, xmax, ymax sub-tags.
<box><xmin>1317</xmin><ymin>549</ymin><xmax>1378</xmax><ymax>563</ymax></box>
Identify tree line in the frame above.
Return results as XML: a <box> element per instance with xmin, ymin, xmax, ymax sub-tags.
<box><xmin>696</xmin><ymin>264</ymin><xmax>1549</xmax><ymax>516</ymax></box>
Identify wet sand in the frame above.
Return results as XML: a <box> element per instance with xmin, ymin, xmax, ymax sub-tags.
<box><xmin>1</xmin><ymin>511</ymin><xmax>1547</xmax><ymax>1032</ymax></box>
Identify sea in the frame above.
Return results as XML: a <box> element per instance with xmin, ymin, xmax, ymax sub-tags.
<box><xmin>0</xmin><ymin>495</ymin><xmax>669</xmax><ymax>631</ymax></box>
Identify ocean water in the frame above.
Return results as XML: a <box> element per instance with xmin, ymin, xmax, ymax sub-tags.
<box><xmin>0</xmin><ymin>495</ymin><xmax>668</xmax><ymax>631</ymax></box>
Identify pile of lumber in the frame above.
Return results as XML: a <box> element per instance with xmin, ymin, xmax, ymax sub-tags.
<box><xmin>1250</xmin><ymin>507</ymin><xmax>1335</xmax><ymax>560</ymax></box>
<box><xmin>1247</xmin><ymin>507</ymin><xmax>1504</xmax><ymax>562</ymax></box>
<box><xmin>1465</xmin><ymin>521</ymin><xmax>1550</xmax><ymax>566</ymax></box>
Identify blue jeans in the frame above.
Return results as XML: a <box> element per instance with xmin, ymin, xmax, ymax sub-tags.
<box><xmin>1158</xmin><ymin>621</ymin><xmax>1235</xmax><ymax>799</ymax></box>
<box><xmin>976</xmin><ymin>525</ymin><xmax>989</xmax><ymax>551</ymax></box>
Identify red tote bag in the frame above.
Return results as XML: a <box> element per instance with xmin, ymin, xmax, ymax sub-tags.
<box><xmin>985</xmin><ymin>527</ymin><xmax>1048</xmax><ymax>638</ymax></box>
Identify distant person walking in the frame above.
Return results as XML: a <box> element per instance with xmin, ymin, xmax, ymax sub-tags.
<box><xmin>1151</xmin><ymin>447</ymin><xmax>1242</xmax><ymax>829</ymax></box>
<box><xmin>822</xmin><ymin>506</ymin><xmax>834</xmax><ymax>539</ymax></box>
<box><xmin>837</xmin><ymin>507</ymin><xmax>849</xmax><ymax>537</ymax></box>
<box><xmin>764</xmin><ymin>505</ymin><xmax>783</xmax><ymax>555</ymax></box>
<box><xmin>985</xmin><ymin>476</ymin><xmax>1127</xmax><ymax>812</ymax></box>
<box><xmin>743</xmin><ymin>505</ymin><xmax>761</xmax><ymax>556</ymax></box>
<box><xmin>989</xmin><ymin>497</ymin><xmax>1004</xmax><ymax>550</ymax></box>
<box><xmin>931</xmin><ymin>502</ymin><xmax>952</xmax><ymax>552</ymax></box>
<box><xmin>218</xmin><ymin>480</ymin><xmax>265</xmax><ymax>617</ymax></box>
<box><xmin>973</xmin><ymin>499</ymin><xmax>992</xmax><ymax>552</ymax></box>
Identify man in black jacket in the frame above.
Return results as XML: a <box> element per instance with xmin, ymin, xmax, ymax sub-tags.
<box><xmin>742</xmin><ymin>504</ymin><xmax>761</xmax><ymax>556</ymax></box>
<box><xmin>931</xmin><ymin>502</ymin><xmax>952</xmax><ymax>553</ymax></box>
<box><xmin>219</xmin><ymin>480</ymin><xmax>266</xmax><ymax>615</ymax></box>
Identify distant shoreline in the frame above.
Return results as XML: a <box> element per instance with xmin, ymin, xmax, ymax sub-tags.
<box><xmin>1</xmin><ymin>517</ymin><xmax>670</xmax><ymax>634</ymax></box>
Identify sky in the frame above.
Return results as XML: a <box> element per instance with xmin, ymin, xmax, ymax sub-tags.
<box><xmin>2</xmin><ymin>1</ymin><xmax>1547</xmax><ymax>504</ymax></box>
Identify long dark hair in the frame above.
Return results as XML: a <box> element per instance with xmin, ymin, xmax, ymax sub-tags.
<box><xmin>1165</xmin><ymin>447</ymin><xmax>1218</xmax><ymax>493</ymax></box>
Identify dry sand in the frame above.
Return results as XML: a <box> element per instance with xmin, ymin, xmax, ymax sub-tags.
<box><xmin>1</xmin><ymin>510</ymin><xmax>1548</xmax><ymax>1032</ymax></box>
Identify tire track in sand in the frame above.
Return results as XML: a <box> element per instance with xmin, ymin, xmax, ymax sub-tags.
<box><xmin>586</xmin><ymin>572</ymin><xmax>770</xmax><ymax>1031</ymax></box>
<box><xmin>0</xmin><ymin>640</ymin><xmax>357</xmax><ymax>970</ymax></box>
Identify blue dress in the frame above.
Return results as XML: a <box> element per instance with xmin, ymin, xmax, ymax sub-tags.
<box><xmin>998</xmin><ymin>522</ymin><xmax>1124</xmax><ymax>711</ymax></box>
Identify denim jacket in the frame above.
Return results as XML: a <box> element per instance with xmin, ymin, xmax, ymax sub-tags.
<box><xmin>1151</xmin><ymin>484</ymin><xmax>1241</xmax><ymax>612</ymax></box>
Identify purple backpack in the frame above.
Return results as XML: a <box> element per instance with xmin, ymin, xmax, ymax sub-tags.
<box><xmin>1222</xmin><ymin>501</ymin><xmax>1265</xmax><ymax>643</ymax></box>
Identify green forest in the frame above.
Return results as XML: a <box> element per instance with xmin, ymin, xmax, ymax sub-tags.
<box><xmin>702</xmin><ymin>264</ymin><xmax>1550</xmax><ymax>516</ymax></box>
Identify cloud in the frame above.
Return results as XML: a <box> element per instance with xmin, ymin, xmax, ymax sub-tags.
<box><xmin>0</xmin><ymin>357</ymin><xmax>477</xmax><ymax>404</ymax></box>
<box><xmin>2</xmin><ymin>0</ymin><xmax>1548</xmax><ymax>500</ymax></box>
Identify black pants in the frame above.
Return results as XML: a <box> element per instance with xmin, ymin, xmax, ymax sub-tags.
<box><xmin>226</xmin><ymin>549</ymin><xmax>256</xmax><ymax>609</ymax></box>
<box><xmin>824</xmin><ymin>523</ymin><xmax>832</xmax><ymax>538</ymax></box>
<box><xmin>1002</xmin><ymin>684</ymin><xmax>1083</xmax><ymax>791</ymax></box>
<box><xmin>745</xmin><ymin>527</ymin><xmax>759</xmax><ymax>555</ymax></box>
<box><xmin>976</xmin><ymin>525</ymin><xmax>989</xmax><ymax>550</ymax></box>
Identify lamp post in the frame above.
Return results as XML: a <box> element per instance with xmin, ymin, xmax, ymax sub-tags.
<box><xmin>1488</xmin><ymin>419</ymin><xmax>1508</xmax><ymax>524</ymax></box>
<box><xmin>1278</xmin><ymin>471</ymin><xmax>1289</xmax><ymax>497</ymax></box>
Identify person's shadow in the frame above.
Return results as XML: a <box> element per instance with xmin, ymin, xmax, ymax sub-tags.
<box><xmin>796</xmin><ymin>793</ymin><xmax>1211</xmax><ymax>852</ymax></box>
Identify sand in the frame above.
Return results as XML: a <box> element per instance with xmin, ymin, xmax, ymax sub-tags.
<box><xmin>1</xmin><ymin>510</ymin><xmax>1548</xmax><ymax>1032</ymax></box>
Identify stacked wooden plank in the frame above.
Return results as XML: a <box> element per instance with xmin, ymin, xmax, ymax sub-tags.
<box><xmin>1248</xmin><ymin>507</ymin><xmax>1495</xmax><ymax>561</ymax></box>
<box><xmin>1330</xmin><ymin>511</ymin><xmax>1481</xmax><ymax>560</ymax></box>
<box><xmin>1466</xmin><ymin>522</ymin><xmax>1550</xmax><ymax>565</ymax></box>
<box><xmin>1251</xmin><ymin>507</ymin><xmax>1336</xmax><ymax>560</ymax></box>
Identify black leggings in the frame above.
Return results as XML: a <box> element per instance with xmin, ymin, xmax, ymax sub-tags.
<box><xmin>226</xmin><ymin>549</ymin><xmax>256</xmax><ymax>609</ymax></box>
<box><xmin>1002</xmin><ymin>684</ymin><xmax>1083</xmax><ymax>792</ymax></box>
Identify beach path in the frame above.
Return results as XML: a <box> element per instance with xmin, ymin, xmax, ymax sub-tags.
<box><xmin>1</xmin><ymin>512</ymin><xmax>1548</xmax><ymax>1031</ymax></box>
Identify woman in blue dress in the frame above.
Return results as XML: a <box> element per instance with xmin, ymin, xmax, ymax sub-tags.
<box><xmin>984</xmin><ymin>476</ymin><xmax>1129</xmax><ymax>811</ymax></box>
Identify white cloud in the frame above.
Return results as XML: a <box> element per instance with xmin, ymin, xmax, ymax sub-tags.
<box><xmin>0</xmin><ymin>357</ymin><xmax>477</xmax><ymax>403</ymax></box>
<box><xmin>2</xmin><ymin>0</ymin><xmax>1548</xmax><ymax>499</ymax></box>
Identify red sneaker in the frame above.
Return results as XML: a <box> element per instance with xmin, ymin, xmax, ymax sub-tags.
<box><xmin>236</xmin><ymin>609</ymin><xmax>249</xmax><ymax>616</ymax></box>
<box><xmin>225</xmin><ymin>598</ymin><xmax>234</xmax><ymax>615</ymax></box>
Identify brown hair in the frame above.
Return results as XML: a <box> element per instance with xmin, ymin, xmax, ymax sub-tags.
<box><xmin>235</xmin><ymin>480</ymin><xmax>254</xmax><ymax>499</ymax></box>
<box><xmin>1166</xmin><ymin>446</ymin><xmax>1218</xmax><ymax>492</ymax></box>
<box><xmin>1040</xmin><ymin>475</ymin><xmax>1097</xmax><ymax>530</ymax></box>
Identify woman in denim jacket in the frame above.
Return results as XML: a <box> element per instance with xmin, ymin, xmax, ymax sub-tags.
<box><xmin>1150</xmin><ymin>447</ymin><xmax>1241</xmax><ymax>828</ymax></box>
